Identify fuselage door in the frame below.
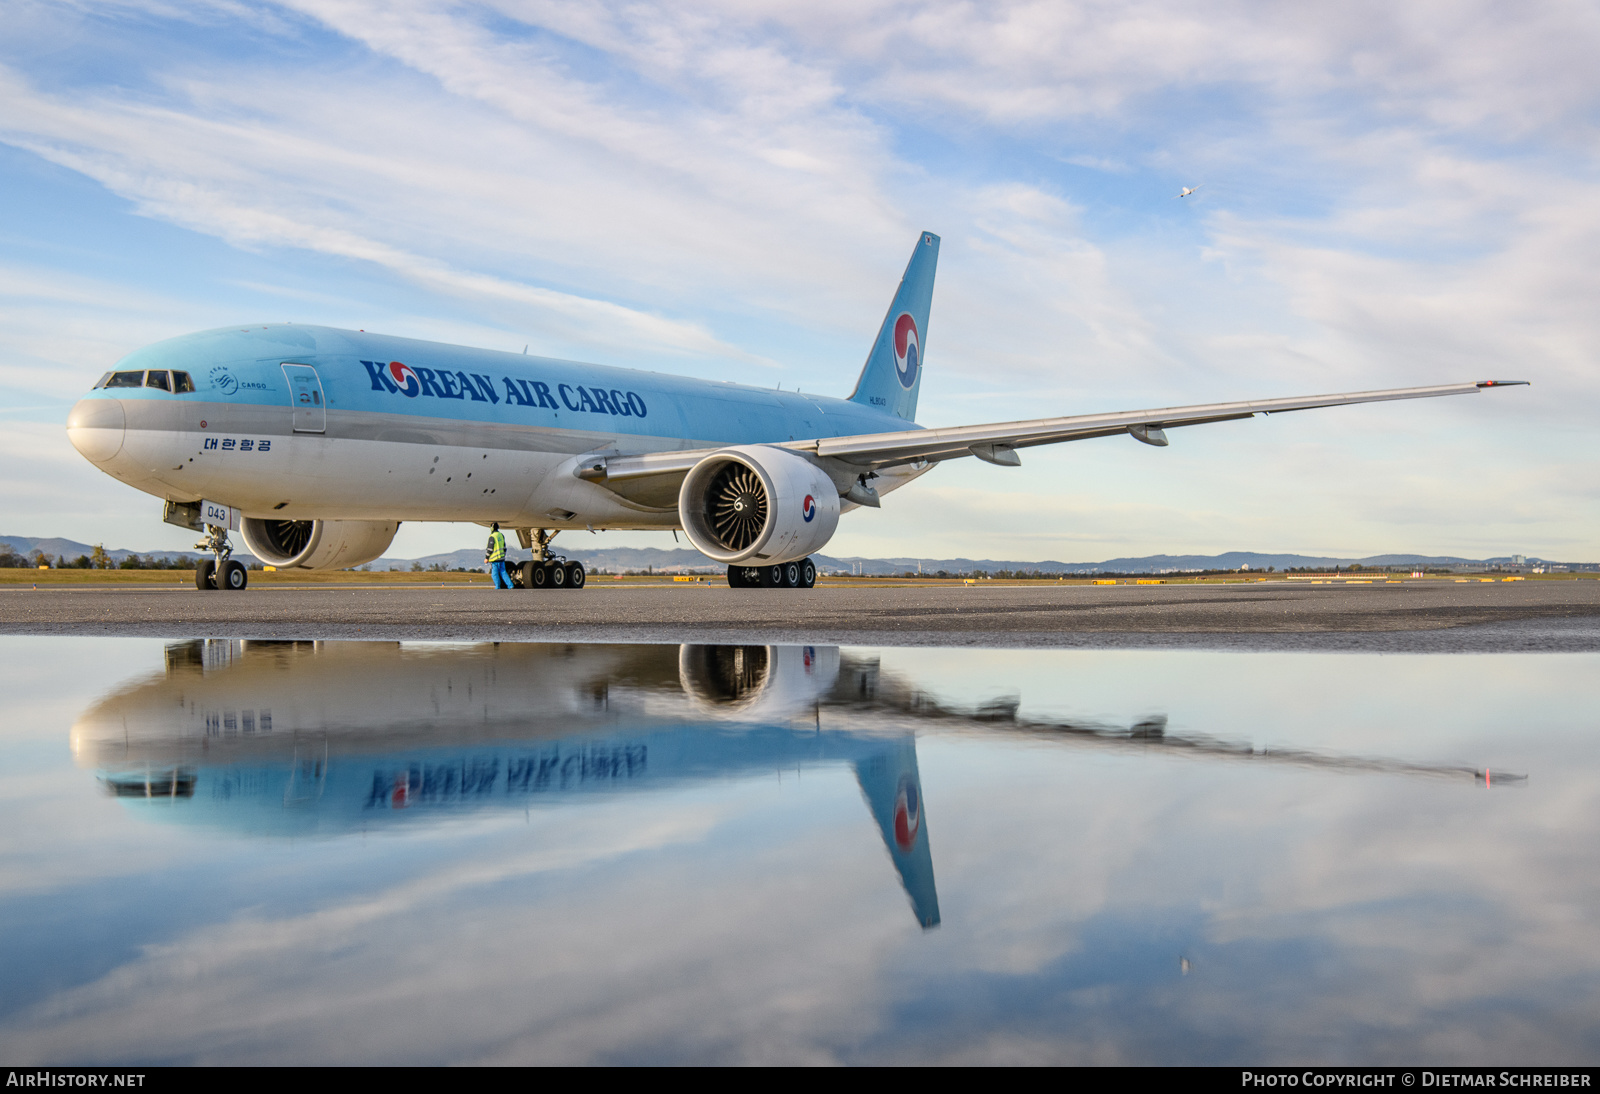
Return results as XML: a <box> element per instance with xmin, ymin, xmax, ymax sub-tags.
<box><xmin>282</xmin><ymin>363</ymin><xmax>326</xmax><ymax>433</ymax></box>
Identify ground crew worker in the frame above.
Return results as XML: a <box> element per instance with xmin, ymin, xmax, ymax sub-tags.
<box><xmin>485</xmin><ymin>522</ymin><xmax>512</xmax><ymax>589</ymax></box>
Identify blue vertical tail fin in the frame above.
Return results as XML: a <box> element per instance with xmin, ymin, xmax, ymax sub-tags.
<box><xmin>854</xmin><ymin>737</ymin><xmax>940</xmax><ymax>929</ymax></box>
<box><xmin>847</xmin><ymin>232</ymin><xmax>939</xmax><ymax>422</ymax></box>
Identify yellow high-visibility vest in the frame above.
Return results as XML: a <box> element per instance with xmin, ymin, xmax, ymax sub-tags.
<box><xmin>486</xmin><ymin>530</ymin><xmax>507</xmax><ymax>562</ymax></box>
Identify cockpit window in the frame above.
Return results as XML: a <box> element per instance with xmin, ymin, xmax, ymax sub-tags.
<box><xmin>93</xmin><ymin>372</ymin><xmax>112</xmax><ymax>390</ymax></box>
<box><xmin>145</xmin><ymin>370</ymin><xmax>172</xmax><ymax>391</ymax></box>
<box><xmin>105</xmin><ymin>371</ymin><xmax>145</xmax><ymax>389</ymax></box>
<box><xmin>172</xmin><ymin>371</ymin><xmax>196</xmax><ymax>393</ymax></box>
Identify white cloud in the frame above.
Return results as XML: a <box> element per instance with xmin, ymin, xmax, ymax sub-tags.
<box><xmin>0</xmin><ymin>0</ymin><xmax>1595</xmax><ymax>557</ymax></box>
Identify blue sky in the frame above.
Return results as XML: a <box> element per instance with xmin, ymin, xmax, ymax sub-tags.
<box><xmin>2</xmin><ymin>0</ymin><xmax>1596</xmax><ymax>562</ymax></box>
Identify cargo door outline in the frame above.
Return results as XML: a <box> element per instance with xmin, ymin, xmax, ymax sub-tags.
<box><xmin>282</xmin><ymin>363</ymin><xmax>326</xmax><ymax>433</ymax></box>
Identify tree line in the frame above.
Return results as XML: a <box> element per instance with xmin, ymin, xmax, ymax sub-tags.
<box><xmin>0</xmin><ymin>545</ymin><xmax>199</xmax><ymax>569</ymax></box>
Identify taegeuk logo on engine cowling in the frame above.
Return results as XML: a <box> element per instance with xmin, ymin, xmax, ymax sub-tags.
<box><xmin>892</xmin><ymin>313</ymin><xmax>919</xmax><ymax>390</ymax></box>
<box><xmin>802</xmin><ymin>494</ymin><xmax>816</xmax><ymax>522</ymax></box>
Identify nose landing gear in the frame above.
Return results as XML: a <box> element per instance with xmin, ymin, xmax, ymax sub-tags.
<box><xmin>194</xmin><ymin>524</ymin><xmax>247</xmax><ymax>591</ymax></box>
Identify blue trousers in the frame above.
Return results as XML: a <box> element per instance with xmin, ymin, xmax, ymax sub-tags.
<box><xmin>490</xmin><ymin>560</ymin><xmax>513</xmax><ymax>589</ymax></box>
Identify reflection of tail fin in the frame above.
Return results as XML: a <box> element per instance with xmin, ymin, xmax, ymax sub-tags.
<box><xmin>854</xmin><ymin>739</ymin><xmax>940</xmax><ymax>929</ymax></box>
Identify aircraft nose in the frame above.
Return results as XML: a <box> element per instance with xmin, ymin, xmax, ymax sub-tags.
<box><xmin>67</xmin><ymin>398</ymin><xmax>126</xmax><ymax>464</ymax></box>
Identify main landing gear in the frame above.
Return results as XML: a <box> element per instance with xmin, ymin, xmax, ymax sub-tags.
<box><xmin>509</xmin><ymin>528</ymin><xmax>586</xmax><ymax>591</ymax></box>
<box><xmin>726</xmin><ymin>558</ymin><xmax>817</xmax><ymax>589</ymax></box>
<box><xmin>194</xmin><ymin>524</ymin><xmax>248</xmax><ymax>591</ymax></box>
<box><xmin>516</xmin><ymin>558</ymin><xmax>586</xmax><ymax>590</ymax></box>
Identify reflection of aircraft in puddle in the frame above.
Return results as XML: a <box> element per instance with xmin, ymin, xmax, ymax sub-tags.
<box><xmin>72</xmin><ymin>641</ymin><xmax>1523</xmax><ymax>931</ymax></box>
<box><xmin>72</xmin><ymin>641</ymin><xmax>941</xmax><ymax>928</ymax></box>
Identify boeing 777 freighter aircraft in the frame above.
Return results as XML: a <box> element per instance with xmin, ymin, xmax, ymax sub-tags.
<box><xmin>66</xmin><ymin>233</ymin><xmax>1525</xmax><ymax>590</ymax></box>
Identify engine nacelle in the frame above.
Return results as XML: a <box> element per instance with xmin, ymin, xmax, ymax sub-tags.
<box><xmin>678</xmin><ymin>644</ymin><xmax>841</xmax><ymax>719</ymax></box>
<box><xmin>240</xmin><ymin>518</ymin><xmax>399</xmax><ymax>570</ymax></box>
<box><xmin>678</xmin><ymin>446</ymin><xmax>840</xmax><ymax>564</ymax></box>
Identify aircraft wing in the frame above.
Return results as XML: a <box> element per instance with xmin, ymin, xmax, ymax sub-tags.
<box><xmin>797</xmin><ymin>380</ymin><xmax>1526</xmax><ymax>469</ymax></box>
<box><xmin>581</xmin><ymin>380</ymin><xmax>1525</xmax><ymax>502</ymax></box>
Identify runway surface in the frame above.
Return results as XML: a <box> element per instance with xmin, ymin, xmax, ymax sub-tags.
<box><xmin>3</xmin><ymin>579</ymin><xmax>1598</xmax><ymax>649</ymax></box>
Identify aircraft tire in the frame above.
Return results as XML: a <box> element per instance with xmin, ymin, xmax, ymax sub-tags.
<box><xmin>799</xmin><ymin>558</ymin><xmax>816</xmax><ymax>588</ymax></box>
<box><xmin>566</xmin><ymin>561</ymin><xmax>586</xmax><ymax>589</ymax></box>
<box><xmin>549</xmin><ymin>562</ymin><xmax>567</xmax><ymax>588</ymax></box>
<box><xmin>758</xmin><ymin>564</ymin><xmax>786</xmax><ymax>588</ymax></box>
<box><xmin>782</xmin><ymin>561</ymin><xmax>801</xmax><ymax>588</ymax></box>
<box><xmin>195</xmin><ymin>559</ymin><xmax>216</xmax><ymax>590</ymax></box>
<box><xmin>520</xmin><ymin>560</ymin><xmax>541</xmax><ymax>589</ymax></box>
<box><xmin>220</xmin><ymin>560</ymin><xmax>248</xmax><ymax>590</ymax></box>
<box><xmin>726</xmin><ymin>566</ymin><xmax>751</xmax><ymax>588</ymax></box>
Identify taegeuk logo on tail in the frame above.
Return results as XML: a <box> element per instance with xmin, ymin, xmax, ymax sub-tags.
<box><xmin>893</xmin><ymin>774</ymin><xmax>922</xmax><ymax>850</ymax></box>
<box><xmin>892</xmin><ymin>314</ymin><xmax>920</xmax><ymax>390</ymax></box>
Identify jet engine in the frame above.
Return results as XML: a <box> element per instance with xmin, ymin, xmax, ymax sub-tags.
<box><xmin>240</xmin><ymin>518</ymin><xmax>399</xmax><ymax>570</ymax></box>
<box><xmin>678</xmin><ymin>643</ymin><xmax>842</xmax><ymax>718</ymax></box>
<box><xmin>678</xmin><ymin>446</ymin><xmax>840</xmax><ymax>564</ymax></box>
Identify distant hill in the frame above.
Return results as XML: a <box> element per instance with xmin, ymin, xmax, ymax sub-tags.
<box><xmin>1</xmin><ymin>534</ymin><xmax>260</xmax><ymax>566</ymax></box>
<box><xmin>6</xmin><ymin>534</ymin><xmax>1587</xmax><ymax>574</ymax></box>
<box><xmin>366</xmin><ymin>545</ymin><xmax>1578</xmax><ymax>575</ymax></box>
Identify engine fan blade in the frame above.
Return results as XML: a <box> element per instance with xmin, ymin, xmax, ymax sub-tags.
<box><xmin>708</xmin><ymin>465</ymin><xmax>767</xmax><ymax>551</ymax></box>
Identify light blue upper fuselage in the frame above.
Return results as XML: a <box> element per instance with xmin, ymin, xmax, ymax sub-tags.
<box><xmin>95</xmin><ymin>323</ymin><xmax>911</xmax><ymax>446</ymax></box>
<box><xmin>69</xmin><ymin>234</ymin><xmax>941</xmax><ymax>536</ymax></box>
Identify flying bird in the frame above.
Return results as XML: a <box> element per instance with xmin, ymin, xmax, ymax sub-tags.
<box><xmin>1177</xmin><ymin>186</ymin><xmax>1199</xmax><ymax>198</ymax></box>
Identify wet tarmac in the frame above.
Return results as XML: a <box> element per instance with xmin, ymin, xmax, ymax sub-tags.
<box><xmin>2</xmin><ymin>580</ymin><xmax>1598</xmax><ymax>649</ymax></box>
<box><xmin>2</xmin><ymin>636</ymin><xmax>1597</xmax><ymax>1064</ymax></box>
